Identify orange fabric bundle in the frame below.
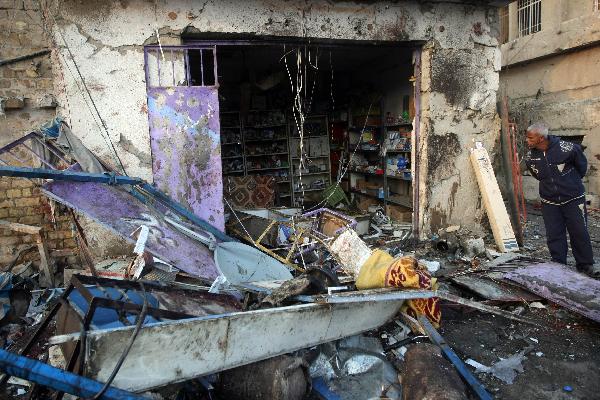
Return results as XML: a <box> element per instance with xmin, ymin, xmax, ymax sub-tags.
<box><xmin>356</xmin><ymin>251</ymin><xmax>441</xmax><ymax>327</ymax></box>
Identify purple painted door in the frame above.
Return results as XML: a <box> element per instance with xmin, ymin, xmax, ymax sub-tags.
<box><xmin>145</xmin><ymin>46</ymin><xmax>224</xmax><ymax>231</ymax></box>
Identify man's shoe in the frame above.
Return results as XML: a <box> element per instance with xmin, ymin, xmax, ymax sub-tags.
<box><xmin>576</xmin><ymin>263</ymin><xmax>600</xmax><ymax>279</ymax></box>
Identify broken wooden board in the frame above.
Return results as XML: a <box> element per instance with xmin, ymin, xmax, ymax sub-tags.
<box><xmin>451</xmin><ymin>275</ymin><xmax>540</xmax><ymax>302</ymax></box>
<box><xmin>329</xmin><ymin>229</ymin><xmax>372</xmax><ymax>276</ymax></box>
<box><xmin>470</xmin><ymin>144</ymin><xmax>518</xmax><ymax>252</ymax></box>
<box><xmin>51</xmin><ymin>297</ymin><xmax>405</xmax><ymax>392</ymax></box>
<box><xmin>504</xmin><ymin>262</ymin><xmax>600</xmax><ymax>323</ymax></box>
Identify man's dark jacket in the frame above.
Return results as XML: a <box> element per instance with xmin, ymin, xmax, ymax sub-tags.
<box><xmin>525</xmin><ymin>135</ymin><xmax>587</xmax><ymax>205</ymax></box>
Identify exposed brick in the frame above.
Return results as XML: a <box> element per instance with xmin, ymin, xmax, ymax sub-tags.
<box><xmin>19</xmin><ymin>197</ymin><xmax>39</xmax><ymax>207</ymax></box>
<box><xmin>0</xmin><ymin>199</ymin><xmax>14</xmax><ymax>208</ymax></box>
<box><xmin>6</xmin><ymin>188</ymin><xmax>21</xmax><ymax>197</ymax></box>
<box><xmin>13</xmin><ymin>179</ymin><xmax>33</xmax><ymax>188</ymax></box>
<box><xmin>19</xmin><ymin>215</ymin><xmax>43</xmax><ymax>225</ymax></box>
<box><xmin>8</xmin><ymin>207</ymin><xmax>25</xmax><ymax>217</ymax></box>
<box><xmin>0</xmin><ymin>79</ymin><xmax>11</xmax><ymax>88</ymax></box>
<box><xmin>36</xmin><ymin>78</ymin><xmax>53</xmax><ymax>89</ymax></box>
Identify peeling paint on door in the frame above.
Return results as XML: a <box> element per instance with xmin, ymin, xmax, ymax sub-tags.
<box><xmin>147</xmin><ymin>86</ymin><xmax>224</xmax><ymax>231</ymax></box>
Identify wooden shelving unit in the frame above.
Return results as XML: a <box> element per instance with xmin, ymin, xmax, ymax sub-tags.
<box><xmin>383</xmin><ymin>121</ymin><xmax>413</xmax><ymax>210</ymax></box>
<box><xmin>220</xmin><ymin>111</ymin><xmax>244</xmax><ymax>176</ymax></box>
<box><xmin>346</xmin><ymin>104</ymin><xmax>414</xmax><ymax>216</ymax></box>
<box><xmin>290</xmin><ymin>115</ymin><xmax>331</xmax><ymax>206</ymax></box>
<box><xmin>243</xmin><ymin>110</ymin><xmax>292</xmax><ymax>201</ymax></box>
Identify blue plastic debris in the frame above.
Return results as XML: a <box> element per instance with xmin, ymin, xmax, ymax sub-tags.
<box><xmin>39</xmin><ymin>117</ymin><xmax>62</xmax><ymax>138</ymax></box>
<box><xmin>563</xmin><ymin>385</ymin><xmax>573</xmax><ymax>392</ymax></box>
<box><xmin>0</xmin><ymin>348</ymin><xmax>145</xmax><ymax>399</ymax></box>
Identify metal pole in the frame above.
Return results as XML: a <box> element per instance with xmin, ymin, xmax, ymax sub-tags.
<box><xmin>417</xmin><ymin>316</ymin><xmax>493</xmax><ymax>400</ymax></box>
<box><xmin>0</xmin><ymin>349</ymin><xmax>145</xmax><ymax>399</ymax></box>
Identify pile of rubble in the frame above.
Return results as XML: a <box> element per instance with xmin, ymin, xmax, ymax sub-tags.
<box><xmin>0</xmin><ymin>120</ymin><xmax>598</xmax><ymax>399</ymax></box>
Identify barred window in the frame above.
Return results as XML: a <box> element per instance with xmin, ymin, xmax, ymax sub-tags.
<box><xmin>518</xmin><ymin>0</ymin><xmax>542</xmax><ymax>37</ymax></box>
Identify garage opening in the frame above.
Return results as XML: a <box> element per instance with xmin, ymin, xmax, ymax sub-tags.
<box><xmin>186</xmin><ymin>41</ymin><xmax>418</xmax><ymax>227</ymax></box>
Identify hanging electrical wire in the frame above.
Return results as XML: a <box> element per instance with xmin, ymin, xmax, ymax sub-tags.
<box><xmin>46</xmin><ymin>7</ymin><xmax>128</xmax><ymax>176</ymax></box>
<box><xmin>282</xmin><ymin>44</ymin><xmax>322</xmax><ymax>209</ymax></box>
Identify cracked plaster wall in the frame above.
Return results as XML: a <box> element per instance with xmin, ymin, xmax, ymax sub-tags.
<box><xmin>49</xmin><ymin>0</ymin><xmax>502</xmax><ymax>238</ymax></box>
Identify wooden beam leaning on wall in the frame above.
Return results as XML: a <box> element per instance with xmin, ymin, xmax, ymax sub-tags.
<box><xmin>470</xmin><ymin>143</ymin><xmax>519</xmax><ymax>253</ymax></box>
<box><xmin>0</xmin><ymin>219</ymin><xmax>54</xmax><ymax>286</ymax></box>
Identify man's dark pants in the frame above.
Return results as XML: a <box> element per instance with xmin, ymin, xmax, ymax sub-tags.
<box><xmin>541</xmin><ymin>197</ymin><xmax>595</xmax><ymax>268</ymax></box>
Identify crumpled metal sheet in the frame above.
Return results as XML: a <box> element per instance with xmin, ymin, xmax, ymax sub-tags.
<box><xmin>42</xmin><ymin>180</ymin><xmax>219</xmax><ymax>281</ymax></box>
<box><xmin>504</xmin><ymin>262</ymin><xmax>600</xmax><ymax>322</ymax></box>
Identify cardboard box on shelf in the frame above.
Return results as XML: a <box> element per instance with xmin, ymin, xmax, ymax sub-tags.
<box><xmin>386</xmin><ymin>204</ymin><xmax>412</xmax><ymax>222</ymax></box>
<box><xmin>357</xmin><ymin>180</ymin><xmax>380</xmax><ymax>191</ymax></box>
<box><xmin>357</xmin><ymin>196</ymin><xmax>380</xmax><ymax>211</ymax></box>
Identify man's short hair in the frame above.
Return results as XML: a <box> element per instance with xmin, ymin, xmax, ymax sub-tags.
<box><xmin>527</xmin><ymin>123</ymin><xmax>549</xmax><ymax>137</ymax></box>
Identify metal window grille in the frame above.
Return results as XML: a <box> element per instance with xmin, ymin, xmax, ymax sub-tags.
<box><xmin>517</xmin><ymin>0</ymin><xmax>542</xmax><ymax>37</ymax></box>
<box><xmin>143</xmin><ymin>45</ymin><xmax>218</xmax><ymax>88</ymax></box>
<box><xmin>499</xmin><ymin>5</ymin><xmax>510</xmax><ymax>44</ymax></box>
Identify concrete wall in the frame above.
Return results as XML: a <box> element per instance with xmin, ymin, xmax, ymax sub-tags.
<box><xmin>44</xmin><ymin>0</ymin><xmax>502</xmax><ymax>239</ymax></box>
<box><xmin>500</xmin><ymin>0</ymin><xmax>600</xmax><ymax>204</ymax></box>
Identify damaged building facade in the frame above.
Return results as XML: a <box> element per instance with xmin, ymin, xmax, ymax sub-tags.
<box><xmin>499</xmin><ymin>0</ymin><xmax>600</xmax><ymax>206</ymax></box>
<box><xmin>1</xmin><ymin>0</ymin><xmax>505</xmax><ymax>257</ymax></box>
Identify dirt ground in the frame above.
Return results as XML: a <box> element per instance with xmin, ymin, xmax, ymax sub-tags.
<box><xmin>438</xmin><ymin>204</ymin><xmax>600</xmax><ymax>400</ymax></box>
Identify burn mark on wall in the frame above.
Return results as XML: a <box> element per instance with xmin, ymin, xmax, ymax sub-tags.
<box><xmin>430</xmin><ymin>49</ymin><xmax>483</xmax><ymax>108</ymax></box>
<box><xmin>427</xmin><ymin>131</ymin><xmax>461</xmax><ymax>181</ymax></box>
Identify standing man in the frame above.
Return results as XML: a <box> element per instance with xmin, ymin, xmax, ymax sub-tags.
<box><xmin>525</xmin><ymin>123</ymin><xmax>599</xmax><ymax>278</ymax></box>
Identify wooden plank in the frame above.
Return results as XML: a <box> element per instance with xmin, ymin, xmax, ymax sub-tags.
<box><xmin>469</xmin><ymin>144</ymin><xmax>518</xmax><ymax>252</ymax></box>
<box><xmin>0</xmin><ymin>219</ymin><xmax>41</xmax><ymax>235</ymax></box>
<box><xmin>35</xmin><ymin>233</ymin><xmax>54</xmax><ymax>287</ymax></box>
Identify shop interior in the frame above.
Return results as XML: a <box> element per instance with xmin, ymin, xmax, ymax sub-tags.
<box><xmin>215</xmin><ymin>43</ymin><xmax>416</xmax><ymax>223</ymax></box>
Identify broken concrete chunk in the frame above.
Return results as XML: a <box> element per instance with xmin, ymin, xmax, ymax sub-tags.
<box><xmin>461</xmin><ymin>237</ymin><xmax>486</xmax><ymax>257</ymax></box>
<box><xmin>36</xmin><ymin>93</ymin><xmax>58</xmax><ymax>108</ymax></box>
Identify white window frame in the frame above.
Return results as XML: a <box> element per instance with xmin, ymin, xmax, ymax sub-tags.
<box><xmin>517</xmin><ymin>0</ymin><xmax>542</xmax><ymax>37</ymax></box>
<box><xmin>595</xmin><ymin>0</ymin><xmax>599</xmax><ymax>12</ymax></box>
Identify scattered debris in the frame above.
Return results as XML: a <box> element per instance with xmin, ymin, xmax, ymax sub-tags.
<box><xmin>0</xmin><ymin>121</ymin><xmax>597</xmax><ymax>399</ymax></box>
<box><xmin>465</xmin><ymin>346</ymin><xmax>533</xmax><ymax>384</ymax></box>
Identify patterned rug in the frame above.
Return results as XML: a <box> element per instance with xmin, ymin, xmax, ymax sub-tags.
<box><xmin>224</xmin><ymin>176</ymin><xmax>276</xmax><ymax>209</ymax></box>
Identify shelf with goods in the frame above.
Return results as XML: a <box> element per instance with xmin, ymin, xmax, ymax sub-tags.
<box><xmin>243</xmin><ymin>110</ymin><xmax>293</xmax><ymax>201</ymax></box>
<box><xmin>289</xmin><ymin>115</ymin><xmax>331</xmax><ymax>206</ymax></box>
<box><xmin>220</xmin><ymin>111</ymin><xmax>245</xmax><ymax>175</ymax></box>
<box><xmin>346</xmin><ymin>114</ymin><xmax>385</xmax><ymax>210</ymax></box>
<box><xmin>382</xmin><ymin>117</ymin><xmax>414</xmax><ymax>212</ymax></box>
